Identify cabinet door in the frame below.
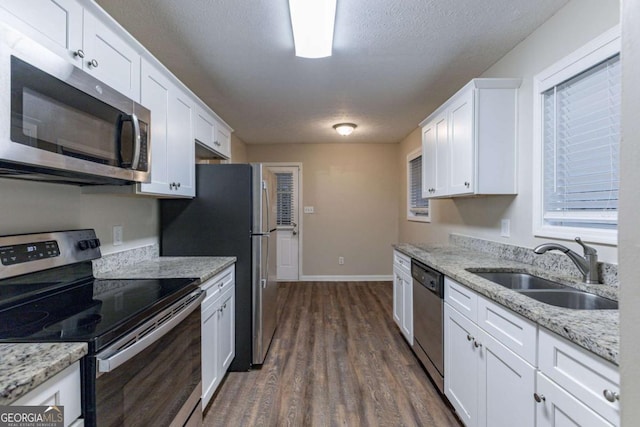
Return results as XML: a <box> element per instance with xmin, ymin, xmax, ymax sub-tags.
<box><xmin>0</xmin><ymin>0</ymin><xmax>83</xmax><ymax>65</ymax></box>
<box><xmin>393</xmin><ymin>270</ymin><xmax>403</xmax><ymax>328</ymax></box>
<box><xmin>195</xmin><ymin>104</ymin><xmax>216</xmax><ymax>150</ymax></box>
<box><xmin>478</xmin><ymin>329</ymin><xmax>535</xmax><ymax>427</ymax></box>
<box><xmin>444</xmin><ymin>303</ymin><xmax>479</xmax><ymax>427</ymax></box>
<box><xmin>219</xmin><ymin>288</ymin><xmax>235</xmax><ymax>372</ymax></box>
<box><xmin>139</xmin><ymin>60</ymin><xmax>171</xmax><ymax>195</ymax></box>
<box><xmin>448</xmin><ymin>89</ymin><xmax>474</xmax><ymax>195</ymax></box>
<box><xmin>167</xmin><ymin>87</ymin><xmax>195</xmax><ymax>197</ymax></box>
<box><xmin>82</xmin><ymin>10</ymin><xmax>140</xmax><ymax>100</ymax></box>
<box><xmin>421</xmin><ymin>123</ymin><xmax>436</xmax><ymax>198</ymax></box>
<box><xmin>201</xmin><ymin>298</ymin><xmax>220</xmax><ymax>409</ymax></box>
<box><xmin>401</xmin><ymin>270</ymin><xmax>413</xmax><ymax>345</ymax></box>
<box><xmin>214</xmin><ymin>122</ymin><xmax>231</xmax><ymax>159</ymax></box>
<box><xmin>536</xmin><ymin>373</ymin><xmax>613</xmax><ymax>427</ymax></box>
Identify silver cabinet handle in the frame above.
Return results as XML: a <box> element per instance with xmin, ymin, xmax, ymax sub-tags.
<box><xmin>603</xmin><ymin>389</ymin><xmax>620</xmax><ymax>402</ymax></box>
<box><xmin>464</xmin><ymin>181</ymin><xmax>470</xmax><ymax>188</ymax></box>
<box><xmin>177</xmin><ymin>182</ymin><xmax>181</xmax><ymax>188</ymax></box>
<box><xmin>214</xmin><ymin>140</ymin><xmax>221</xmax><ymax>147</ymax></box>
<box><xmin>89</xmin><ymin>59</ymin><xmax>99</xmax><ymax>68</ymax></box>
<box><xmin>466</xmin><ymin>334</ymin><xmax>473</xmax><ymax>341</ymax></box>
<box><xmin>474</xmin><ymin>340</ymin><xmax>482</xmax><ymax>348</ymax></box>
<box><xmin>534</xmin><ymin>393</ymin><xmax>546</xmax><ymax>403</ymax></box>
<box><xmin>74</xmin><ymin>49</ymin><xmax>85</xmax><ymax>58</ymax></box>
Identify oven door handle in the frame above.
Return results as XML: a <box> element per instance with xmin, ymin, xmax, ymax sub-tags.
<box><xmin>96</xmin><ymin>289</ymin><xmax>204</xmax><ymax>374</ymax></box>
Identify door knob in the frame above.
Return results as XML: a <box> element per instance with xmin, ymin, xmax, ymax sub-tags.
<box><xmin>603</xmin><ymin>389</ymin><xmax>619</xmax><ymax>402</ymax></box>
<box><xmin>534</xmin><ymin>393</ymin><xmax>546</xmax><ymax>403</ymax></box>
<box><xmin>74</xmin><ymin>49</ymin><xmax>85</xmax><ymax>58</ymax></box>
<box><xmin>89</xmin><ymin>59</ymin><xmax>99</xmax><ymax>68</ymax></box>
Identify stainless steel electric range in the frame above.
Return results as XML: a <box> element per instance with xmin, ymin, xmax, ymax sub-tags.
<box><xmin>0</xmin><ymin>229</ymin><xmax>204</xmax><ymax>427</ymax></box>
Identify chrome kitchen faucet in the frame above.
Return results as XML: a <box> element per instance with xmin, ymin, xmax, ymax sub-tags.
<box><xmin>533</xmin><ymin>237</ymin><xmax>600</xmax><ymax>284</ymax></box>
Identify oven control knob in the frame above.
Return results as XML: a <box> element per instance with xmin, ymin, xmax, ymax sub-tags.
<box><xmin>93</xmin><ymin>238</ymin><xmax>101</xmax><ymax>248</ymax></box>
<box><xmin>78</xmin><ymin>240</ymin><xmax>89</xmax><ymax>250</ymax></box>
<box><xmin>88</xmin><ymin>239</ymin><xmax>97</xmax><ymax>249</ymax></box>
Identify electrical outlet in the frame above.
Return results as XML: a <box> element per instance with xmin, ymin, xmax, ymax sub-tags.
<box><xmin>338</xmin><ymin>256</ymin><xmax>345</xmax><ymax>265</ymax></box>
<box><xmin>113</xmin><ymin>225</ymin><xmax>123</xmax><ymax>246</ymax></box>
<box><xmin>500</xmin><ymin>219</ymin><xmax>510</xmax><ymax>238</ymax></box>
<box><xmin>304</xmin><ymin>206</ymin><xmax>315</xmax><ymax>214</ymax></box>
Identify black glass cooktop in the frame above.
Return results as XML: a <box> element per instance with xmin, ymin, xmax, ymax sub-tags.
<box><xmin>0</xmin><ymin>263</ymin><xmax>199</xmax><ymax>353</ymax></box>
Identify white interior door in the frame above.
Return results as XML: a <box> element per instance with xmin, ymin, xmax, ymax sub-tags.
<box><xmin>270</xmin><ymin>166</ymin><xmax>300</xmax><ymax>281</ymax></box>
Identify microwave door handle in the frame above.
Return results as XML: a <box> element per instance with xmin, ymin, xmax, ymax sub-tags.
<box><xmin>130</xmin><ymin>113</ymin><xmax>141</xmax><ymax>170</ymax></box>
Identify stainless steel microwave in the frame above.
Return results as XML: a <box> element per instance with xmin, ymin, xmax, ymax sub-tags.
<box><xmin>0</xmin><ymin>23</ymin><xmax>150</xmax><ymax>185</ymax></box>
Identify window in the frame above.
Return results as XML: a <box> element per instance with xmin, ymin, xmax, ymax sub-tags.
<box><xmin>407</xmin><ymin>148</ymin><xmax>429</xmax><ymax>222</ymax></box>
<box><xmin>533</xmin><ymin>26</ymin><xmax>620</xmax><ymax>244</ymax></box>
<box><xmin>275</xmin><ymin>172</ymin><xmax>295</xmax><ymax>226</ymax></box>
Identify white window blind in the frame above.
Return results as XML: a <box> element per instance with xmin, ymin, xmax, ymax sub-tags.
<box><xmin>542</xmin><ymin>54</ymin><xmax>620</xmax><ymax>230</ymax></box>
<box><xmin>275</xmin><ymin>172</ymin><xmax>295</xmax><ymax>226</ymax></box>
<box><xmin>409</xmin><ymin>155</ymin><xmax>429</xmax><ymax>216</ymax></box>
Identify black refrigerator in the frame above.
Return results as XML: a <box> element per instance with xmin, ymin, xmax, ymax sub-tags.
<box><xmin>160</xmin><ymin>163</ymin><xmax>278</xmax><ymax>371</ymax></box>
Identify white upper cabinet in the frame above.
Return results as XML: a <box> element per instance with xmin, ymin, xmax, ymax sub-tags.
<box><xmin>194</xmin><ymin>103</ymin><xmax>231</xmax><ymax>160</ymax></box>
<box><xmin>81</xmin><ymin>10</ymin><xmax>140</xmax><ymax>100</ymax></box>
<box><xmin>139</xmin><ymin>59</ymin><xmax>194</xmax><ymax>197</ymax></box>
<box><xmin>0</xmin><ymin>0</ymin><xmax>83</xmax><ymax>65</ymax></box>
<box><xmin>0</xmin><ymin>1</ymin><xmax>140</xmax><ymax>100</ymax></box>
<box><xmin>421</xmin><ymin>78</ymin><xmax>521</xmax><ymax>198</ymax></box>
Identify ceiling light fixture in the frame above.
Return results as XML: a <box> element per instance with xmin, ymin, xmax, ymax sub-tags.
<box><xmin>333</xmin><ymin>123</ymin><xmax>357</xmax><ymax>136</ymax></box>
<box><xmin>288</xmin><ymin>0</ymin><xmax>337</xmax><ymax>58</ymax></box>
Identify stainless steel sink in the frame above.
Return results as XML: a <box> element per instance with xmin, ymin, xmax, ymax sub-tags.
<box><xmin>469</xmin><ymin>270</ymin><xmax>618</xmax><ymax>310</ymax></box>
<box><xmin>518</xmin><ymin>290</ymin><xmax>618</xmax><ymax>310</ymax></box>
<box><xmin>472</xmin><ymin>271</ymin><xmax>568</xmax><ymax>290</ymax></box>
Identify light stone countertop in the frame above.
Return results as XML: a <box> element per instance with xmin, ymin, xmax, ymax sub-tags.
<box><xmin>95</xmin><ymin>256</ymin><xmax>236</xmax><ymax>282</ymax></box>
<box><xmin>394</xmin><ymin>243</ymin><xmax>619</xmax><ymax>365</ymax></box>
<box><xmin>0</xmin><ymin>343</ymin><xmax>87</xmax><ymax>405</ymax></box>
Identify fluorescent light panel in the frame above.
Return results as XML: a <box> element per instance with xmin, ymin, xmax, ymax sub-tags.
<box><xmin>288</xmin><ymin>0</ymin><xmax>337</xmax><ymax>58</ymax></box>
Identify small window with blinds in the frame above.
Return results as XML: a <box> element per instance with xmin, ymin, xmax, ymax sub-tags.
<box><xmin>407</xmin><ymin>149</ymin><xmax>429</xmax><ymax>222</ymax></box>
<box><xmin>533</xmin><ymin>27</ymin><xmax>620</xmax><ymax>244</ymax></box>
<box><xmin>275</xmin><ymin>172</ymin><xmax>295</xmax><ymax>226</ymax></box>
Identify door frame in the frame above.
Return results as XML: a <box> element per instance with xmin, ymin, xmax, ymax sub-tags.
<box><xmin>265</xmin><ymin>162</ymin><xmax>303</xmax><ymax>281</ymax></box>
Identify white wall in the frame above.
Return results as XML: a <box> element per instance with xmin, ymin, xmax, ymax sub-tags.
<box><xmin>0</xmin><ymin>179</ymin><xmax>158</xmax><ymax>254</ymax></box>
<box><xmin>619</xmin><ymin>0</ymin><xmax>640</xmax><ymax>421</ymax></box>
<box><xmin>398</xmin><ymin>0</ymin><xmax>620</xmax><ymax>263</ymax></box>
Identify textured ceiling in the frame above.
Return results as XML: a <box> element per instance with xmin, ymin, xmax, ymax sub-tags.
<box><xmin>96</xmin><ymin>0</ymin><xmax>568</xmax><ymax>144</ymax></box>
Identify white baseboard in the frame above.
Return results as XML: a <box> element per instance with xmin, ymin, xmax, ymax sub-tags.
<box><xmin>298</xmin><ymin>275</ymin><xmax>393</xmax><ymax>282</ymax></box>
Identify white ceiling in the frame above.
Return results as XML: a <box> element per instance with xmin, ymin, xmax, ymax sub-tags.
<box><xmin>96</xmin><ymin>0</ymin><xmax>568</xmax><ymax>144</ymax></box>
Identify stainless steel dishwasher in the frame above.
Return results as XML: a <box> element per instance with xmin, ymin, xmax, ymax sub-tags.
<box><xmin>411</xmin><ymin>259</ymin><xmax>445</xmax><ymax>393</ymax></box>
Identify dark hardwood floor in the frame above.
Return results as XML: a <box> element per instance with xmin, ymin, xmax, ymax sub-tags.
<box><xmin>203</xmin><ymin>281</ymin><xmax>460</xmax><ymax>427</ymax></box>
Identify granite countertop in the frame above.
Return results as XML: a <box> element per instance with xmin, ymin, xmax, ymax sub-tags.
<box><xmin>0</xmin><ymin>343</ymin><xmax>87</xmax><ymax>405</ymax></box>
<box><xmin>394</xmin><ymin>243</ymin><xmax>619</xmax><ymax>365</ymax></box>
<box><xmin>96</xmin><ymin>256</ymin><xmax>236</xmax><ymax>282</ymax></box>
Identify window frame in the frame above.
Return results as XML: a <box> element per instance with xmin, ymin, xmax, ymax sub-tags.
<box><xmin>532</xmin><ymin>25</ymin><xmax>620</xmax><ymax>245</ymax></box>
<box><xmin>407</xmin><ymin>147</ymin><xmax>430</xmax><ymax>223</ymax></box>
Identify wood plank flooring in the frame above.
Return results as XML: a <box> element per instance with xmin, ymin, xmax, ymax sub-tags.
<box><xmin>203</xmin><ymin>281</ymin><xmax>461</xmax><ymax>427</ymax></box>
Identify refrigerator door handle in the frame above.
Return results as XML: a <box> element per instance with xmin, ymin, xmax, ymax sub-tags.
<box><xmin>261</xmin><ymin>278</ymin><xmax>266</xmax><ymax>289</ymax></box>
<box><xmin>263</xmin><ymin>180</ymin><xmax>270</xmax><ymax>233</ymax></box>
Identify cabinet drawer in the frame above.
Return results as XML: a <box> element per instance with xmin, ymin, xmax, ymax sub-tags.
<box><xmin>201</xmin><ymin>265</ymin><xmax>235</xmax><ymax>303</ymax></box>
<box><xmin>444</xmin><ymin>277</ymin><xmax>477</xmax><ymax>321</ymax></box>
<box><xmin>538</xmin><ymin>328</ymin><xmax>619</xmax><ymax>425</ymax></box>
<box><xmin>477</xmin><ymin>295</ymin><xmax>537</xmax><ymax>365</ymax></box>
<box><xmin>393</xmin><ymin>251</ymin><xmax>411</xmax><ymax>274</ymax></box>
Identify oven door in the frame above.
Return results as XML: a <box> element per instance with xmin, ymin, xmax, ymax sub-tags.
<box><xmin>85</xmin><ymin>290</ymin><xmax>204</xmax><ymax>427</ymax></box>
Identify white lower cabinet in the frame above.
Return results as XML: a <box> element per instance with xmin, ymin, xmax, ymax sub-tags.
<box><xmin>200</xmin><ymin>265</ymin><xmax>235</xmax><ymax>410</ymax></box>
<box><xmin>392</xmin><ymin>250</ymin><xmax>413</xmax><ymax>345</ymax></box>
<box><xmin>536</xmin><ymin>329</ymin><xmax>619</xmax><ymax>426</ymax></box>
<box><xmin>12</xmin><ymin>361</ymin><xmax>82</xmax><ymax>427</ymax></box>
<box><xmin>536</xmin><ymin>372</ymin><xmax>613</xmax><ymax>427</ymax></box>
<box><xmin>444</xmin><ymin>276</ymin><xmax>619</xmax><ymax>427</ymax></box>
<box><xmin>445</xmin><ymin>278</ymin><xmax>536</xmax><ymax>427</ymax></box>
